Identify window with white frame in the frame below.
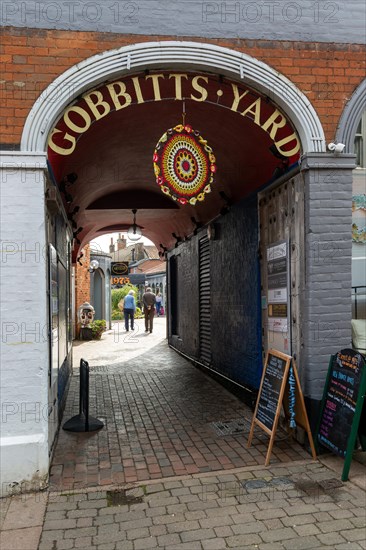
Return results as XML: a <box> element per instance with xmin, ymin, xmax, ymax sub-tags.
<box><xmin>354</xmin><ymin>110</ymin><xmax>366</xmax><ymax>168</ymax></box>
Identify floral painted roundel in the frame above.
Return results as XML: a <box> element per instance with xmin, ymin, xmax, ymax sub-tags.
<box><xmin>153</xmin><ymin>124</ymin><xmax>216</xmax><ymax>206</ymax></box>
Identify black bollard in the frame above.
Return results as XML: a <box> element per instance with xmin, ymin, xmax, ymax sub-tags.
<box><xmin>63</xmin><ymin>359</ymin><xmax>104</xmax><ymax>432</ymax></box>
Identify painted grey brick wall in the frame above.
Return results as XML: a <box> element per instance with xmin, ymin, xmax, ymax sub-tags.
<box><xmin>301</xmin><ymin>153</ymin><xmax>355</xmax><ymax>402</ymax></box>
<box><xmin>169</xmin><ymin>237</ymin><xmax>200</xmax><ymax>359</ymax></box>
<box><xmin>169</xmin><ymin>195</ymin><xmax>261</xmax><ymax>391</ymax></box>
<box><xmin>1</xmin><ymin>1</ymin><xmax>365</xmax><ymax>44</ymax></box>
<box><xmin>0</xmin><ymin>152</ymin><xmax>50</xmax><ymax>492</ymax></box>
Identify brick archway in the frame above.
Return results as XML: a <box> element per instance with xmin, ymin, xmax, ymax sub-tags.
<box><xmin>21</xmin><ymin>41</ymin><xmax>325</xmax><ymax>155</ymax></box>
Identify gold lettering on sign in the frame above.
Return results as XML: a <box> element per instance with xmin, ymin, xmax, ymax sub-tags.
<box><xmin>241</xmin><ymin>97</ymin><xmax>261</xmax><ymax>126</ymax></box>
<box><xmin>131</xmin><ymin>77</ymin><xmax>145</xmax><ymax>104</ymax></box>
<box><xmin>107</xmin><ymin>82</ymin><xmax>132</xmax><ymax>110</ymax></box>
<box><xmin>145</xmin><ymin>74</ymin><xmax>165</xmax><ymax>101</ymax></box>
<box><xmin>64</xmin><ymin>106</ymin><xmax>91</xmax><ymax>133</ymax></box>
<box><xmin>190</xmin><ymin>76</ymin><xmax>208</xmax><ymax>102</ymax></box>
<box><xmin>169</xmin><ymin>73</ymin><xmax>188</xmax><ymax>100</ymax></box>
<box><xmin>83</xmin><ymin>90</ymin><xmax>111</xmax><ymax>121</ymax></box>
<box><xmin>275</xmin><ymin>133</ymin><xmax>301</xmax><ymax>157</ymax></box>
<box><xmin>230</xmin><ymin>84</ymin><xmax>249</xmax><ymax>112</ymax></box>
<box><xmin>48</xmin><ymin>73</ymin><xmax>302</xmax><ymax>158</ymax></box>
<box><xmin>261</xmin><ymin>109</ymin><xmax>287</xmax><ymax>140</ymax></box>
<box><xmin>48</xmin><ymin>128</ymin><xmax>76</xmax><ymax>155</ymax></box>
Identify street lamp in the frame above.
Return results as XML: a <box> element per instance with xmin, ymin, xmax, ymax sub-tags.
<box><xmin>89</xmin><ymin>259</ymin><xmax>99</xmax><ymax>273</ymax></box>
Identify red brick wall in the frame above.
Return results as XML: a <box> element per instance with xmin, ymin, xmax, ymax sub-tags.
<box><xmin>1</xmin><ymin>27</ymin><xmax>365</xmax><ymax>145</ymax></box>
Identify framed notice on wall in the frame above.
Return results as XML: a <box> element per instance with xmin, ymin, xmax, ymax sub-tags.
<box><xmin>266</xmin><ymin>240</ymin><xmax>291</xmax><ymax>352</ymax></box>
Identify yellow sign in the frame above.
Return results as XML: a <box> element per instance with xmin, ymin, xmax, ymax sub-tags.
<box><xmin>48</xmin><ymin>73</ymin><xmax>300</xmax><ymax>159</ymax></box>
<box><xmin>111</xmin><ymin>277</ymin><xmax>130</xmax><ymax>285</ymax></box>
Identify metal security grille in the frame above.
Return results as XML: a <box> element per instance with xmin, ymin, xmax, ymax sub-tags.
<box><xmin>199</xmin><ymin>236</ymin><xmax>211</xmax><ymax>364</ymax></box>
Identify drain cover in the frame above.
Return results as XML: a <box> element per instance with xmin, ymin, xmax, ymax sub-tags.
<box><xmin>242</xmin><ymin>479</ymin><xmax>268</xmax><ymax>490</ymax></box>
<box><xmin>294</xmin><ymin>478</ymin><xmax>343</xmax><ymax>496</ymax></box>
<box><xmin>318</xmin><ymin>478</ymin><xmax>343</xmax><ymax>491</ymax></box>
<box><xmin>106</xmin><ymin>488</ymin><xmax>144</xmax><ymax>507</ymax></box>
<box><xmin>241</xmin><ymin>476</ymin><xmax>294</xmax><ymax>492</ymax></box>
<box><xmin>210</xmin><ymin>418</ymin><xmax>251</xmax><ymax>437</ymax></box>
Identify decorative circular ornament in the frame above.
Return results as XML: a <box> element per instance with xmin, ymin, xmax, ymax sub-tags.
<box><xmin>153</xmin><ymin>124</ymin><xmax>216</xmax><ymax>205</ymax></box>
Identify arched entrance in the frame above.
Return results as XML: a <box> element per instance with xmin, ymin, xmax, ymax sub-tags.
<box><xmin>22</xmin><ymin>42</ymin><xmax>325</xmax><ymax>155</ymax></box>
<box><xmin>92</xmin><ymin>268</ymin><xmax>105</xmax><ymax>321</ymax></box>
<box><xmin>2</xmin><ymin>41</ymin><xmax>356</xmax><ymax>495</ymax></box>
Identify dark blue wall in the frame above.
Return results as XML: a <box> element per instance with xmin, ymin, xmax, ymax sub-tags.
<box><xmin>169</xmin><ymin>195</ymin><xmax>262</xmax><ymax>391</ymax></box>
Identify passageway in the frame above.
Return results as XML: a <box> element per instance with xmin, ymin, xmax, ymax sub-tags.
<box><xmin>50</xmin><ymin>320</ymin><xmax>309</xmax><ymax>491</ymax></box>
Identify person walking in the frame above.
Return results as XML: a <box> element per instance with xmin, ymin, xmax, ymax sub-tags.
<box><xmin>143</xmin><ymin>287</ymin><xmax>156</xmax><ymax>333</ymax></box>
<box><xmin>155</xmin><ymin>290</ymin><xmax>162</xmax><ymax>317</ymax></box>
<box><xmin>123</xmin><ymin>290</ymin><xmax>136</xmax><ymax>331</ymax></box>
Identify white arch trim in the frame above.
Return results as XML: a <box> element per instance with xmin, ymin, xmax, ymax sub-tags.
<box><xmin>336</xmin><ymin>79</ymin><xmax>366</xmax><ymax>154</ymax></box>
<box><xmin>21</xmin><ymin>41</ymin><xmax>325</xmax><ymax>153</ymax></box>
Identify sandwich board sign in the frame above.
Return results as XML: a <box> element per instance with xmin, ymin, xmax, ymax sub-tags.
<box><xmin>248</xmin><ymin>349</ymin><xmax>316</xmax><ymax>465</ymax></box>
<box><xmin>315</xmin><ymin>349</ymin><xmax>366</xmax><ymax>481</ymax></box>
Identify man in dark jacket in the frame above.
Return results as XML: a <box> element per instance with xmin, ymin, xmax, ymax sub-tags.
<box><xmin>143</xmin><ymin>287</ymin><xmax>156</xmax><ymax>333</ymax></box>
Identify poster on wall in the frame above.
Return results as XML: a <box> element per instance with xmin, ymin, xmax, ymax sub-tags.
<box><xmin>266</xmin><ymin>240</ymin><xmax>291</xmax><ymax>353</ymax></box>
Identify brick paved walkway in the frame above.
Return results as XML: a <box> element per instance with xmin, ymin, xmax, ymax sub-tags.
<box><xmin>50</xmin><ymin>325</ymin><xmax>309</xmax><ymax>492</ymax></box>
<box><xmin>37</xmin><ymin>461</ymin><xmax>366</xmax><ymax>549</ymax></box>
<box><xmin>2</xmin><ymin>323</ymin><xmax>365</xmax><ymax>550</ymax></box>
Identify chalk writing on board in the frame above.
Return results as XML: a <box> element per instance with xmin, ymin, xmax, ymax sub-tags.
<box><xmin>318</xmin><ymin>349</ymin><xmax>364</xmax><ymax>458</ymax></box>
<box><xmin>256</xmin><ymin>353</ymin><xmax>286</xmax><ymax>431</ymax></box>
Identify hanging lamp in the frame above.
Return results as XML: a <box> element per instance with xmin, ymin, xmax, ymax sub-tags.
<box><xmin>127</xmin><ymin>209</ymin><xmax>142</xmax><ymax>241</ymax></box>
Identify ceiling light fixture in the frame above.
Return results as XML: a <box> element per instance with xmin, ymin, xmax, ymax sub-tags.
<box><xmin>127</xmin><ymin>209</ymin><xmax>142</xmax><ymax>241</ymax></box>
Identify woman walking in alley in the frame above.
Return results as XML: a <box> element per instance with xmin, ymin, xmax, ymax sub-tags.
<box><xmin>155</xmin><ymin>289</ymin><xmax>162</xmax><ymax>317</ymax></box>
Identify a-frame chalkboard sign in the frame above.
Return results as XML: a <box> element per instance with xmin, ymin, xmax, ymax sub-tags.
<box><xmin>248</xmin><ymin>349</ymin><xmax>316</xmax><ymax>466</ymax></box>
<box><xmin>314</xmin><ymin>349</ymin><xmax>366</xmax><ymax>481</ymax></box>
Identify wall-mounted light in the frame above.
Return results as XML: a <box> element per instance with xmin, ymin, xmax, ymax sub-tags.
<box><xmin>191</xmin><ymin>216</ymin><xmax>203</xmax><ymax>235</ymax></box>
<box><xmin>219</xmin><ymin>191</ymin><xmax>232</xmax><ymax>216</ymax></box>
<box><xmin>207</xmin><ymin>223</ymin><xmax>216</xmax><ymax>241</ymax></box>
<box><xmin>59</xmin><ymin>173</ymin><xmax>78</xmax><ymax>205</ymax></box>
<box><xmin>127</xmin><ymin>209</ymin><xmax>142</xmax><ymax>241</ymax></box>
<box><xmin>89</xmin><ymin>259</ymin><xmax>99</xmax><ymax>273</ymax></box>
<box><xmin>328</xmin><ymin>142</ymin><xmax>346</xmax><ymax>154</ymax></box>
<box><xmin>73</xmin><ymin>227</ymin><xmax>83</xmax><ymax>239</ymax></box>
<box><xmin>67</xmin><ymin>205</ymin><xmax>80</xmax><ymax>228</ymax></box>
<box><xmin>172</xmin><ymin>232</ymin><xmax>182</xmax><ymax>247</ymax></box>
<box><xmin>70</xmin><ymin>205</ymin><xmax>80</xmax><ymax>216</ymax></box>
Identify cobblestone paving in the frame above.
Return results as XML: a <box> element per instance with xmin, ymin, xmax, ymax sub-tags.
<box><xmin>50</xmin><ymin>341</ymin><xmax>308</xmax><ymax>491</ymax></box>
<box><xmin>39</xmin><ymin>461</ymin><xmax>366</xmax><ymax>549</ymax></box>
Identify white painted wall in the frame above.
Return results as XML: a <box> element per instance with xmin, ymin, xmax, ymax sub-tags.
<box><xmin>0</xmin><ymin>152</ymin><xmax>50</xmax><ymax>496</ymax></box>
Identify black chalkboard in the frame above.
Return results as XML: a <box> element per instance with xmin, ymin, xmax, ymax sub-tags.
<box><xmin>256</xmin><ymin>352</ymin><xmax>288</xmax><ymax>431</ymax></box>
<box><xmin>317</xmin><ymin>349</ymin><xmax>366</xmax><ymax>458</ymax></box>
<box><xmin>248</xmin><ymin>350</ymin><xmax>316</xmax><ymax>466</ymax></box>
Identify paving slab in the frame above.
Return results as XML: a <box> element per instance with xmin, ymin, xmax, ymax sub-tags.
<box><xmin>51</xmin><ymin>319</ymin><xmax>309</xmax><ymax>491</ymax></box>
<box><xmin>3</xmin><ymin>319</ymin><xmax>365</xmax><ymax>549</ymax></box>
<box><xmin>33</xmin><ymin>461</ymin><xmax>366</xmax><ymax>549</ymax></box>
<box><xmin>0</xmin><ymin>525</ymin><xmax>43</xmax><ymax>550</ymax></box>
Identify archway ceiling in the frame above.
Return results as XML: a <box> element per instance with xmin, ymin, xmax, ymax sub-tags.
<box><xmin>57</xmin><ymin>96</ymin><xmax>288</xmax><ymax>254</ymax></box>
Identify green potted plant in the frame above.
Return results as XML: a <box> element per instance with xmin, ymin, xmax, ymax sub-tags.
<box><xmin>90</xmin><ymin>320</ymin><xmax>107</xmax><ymax>340</ymax></box>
